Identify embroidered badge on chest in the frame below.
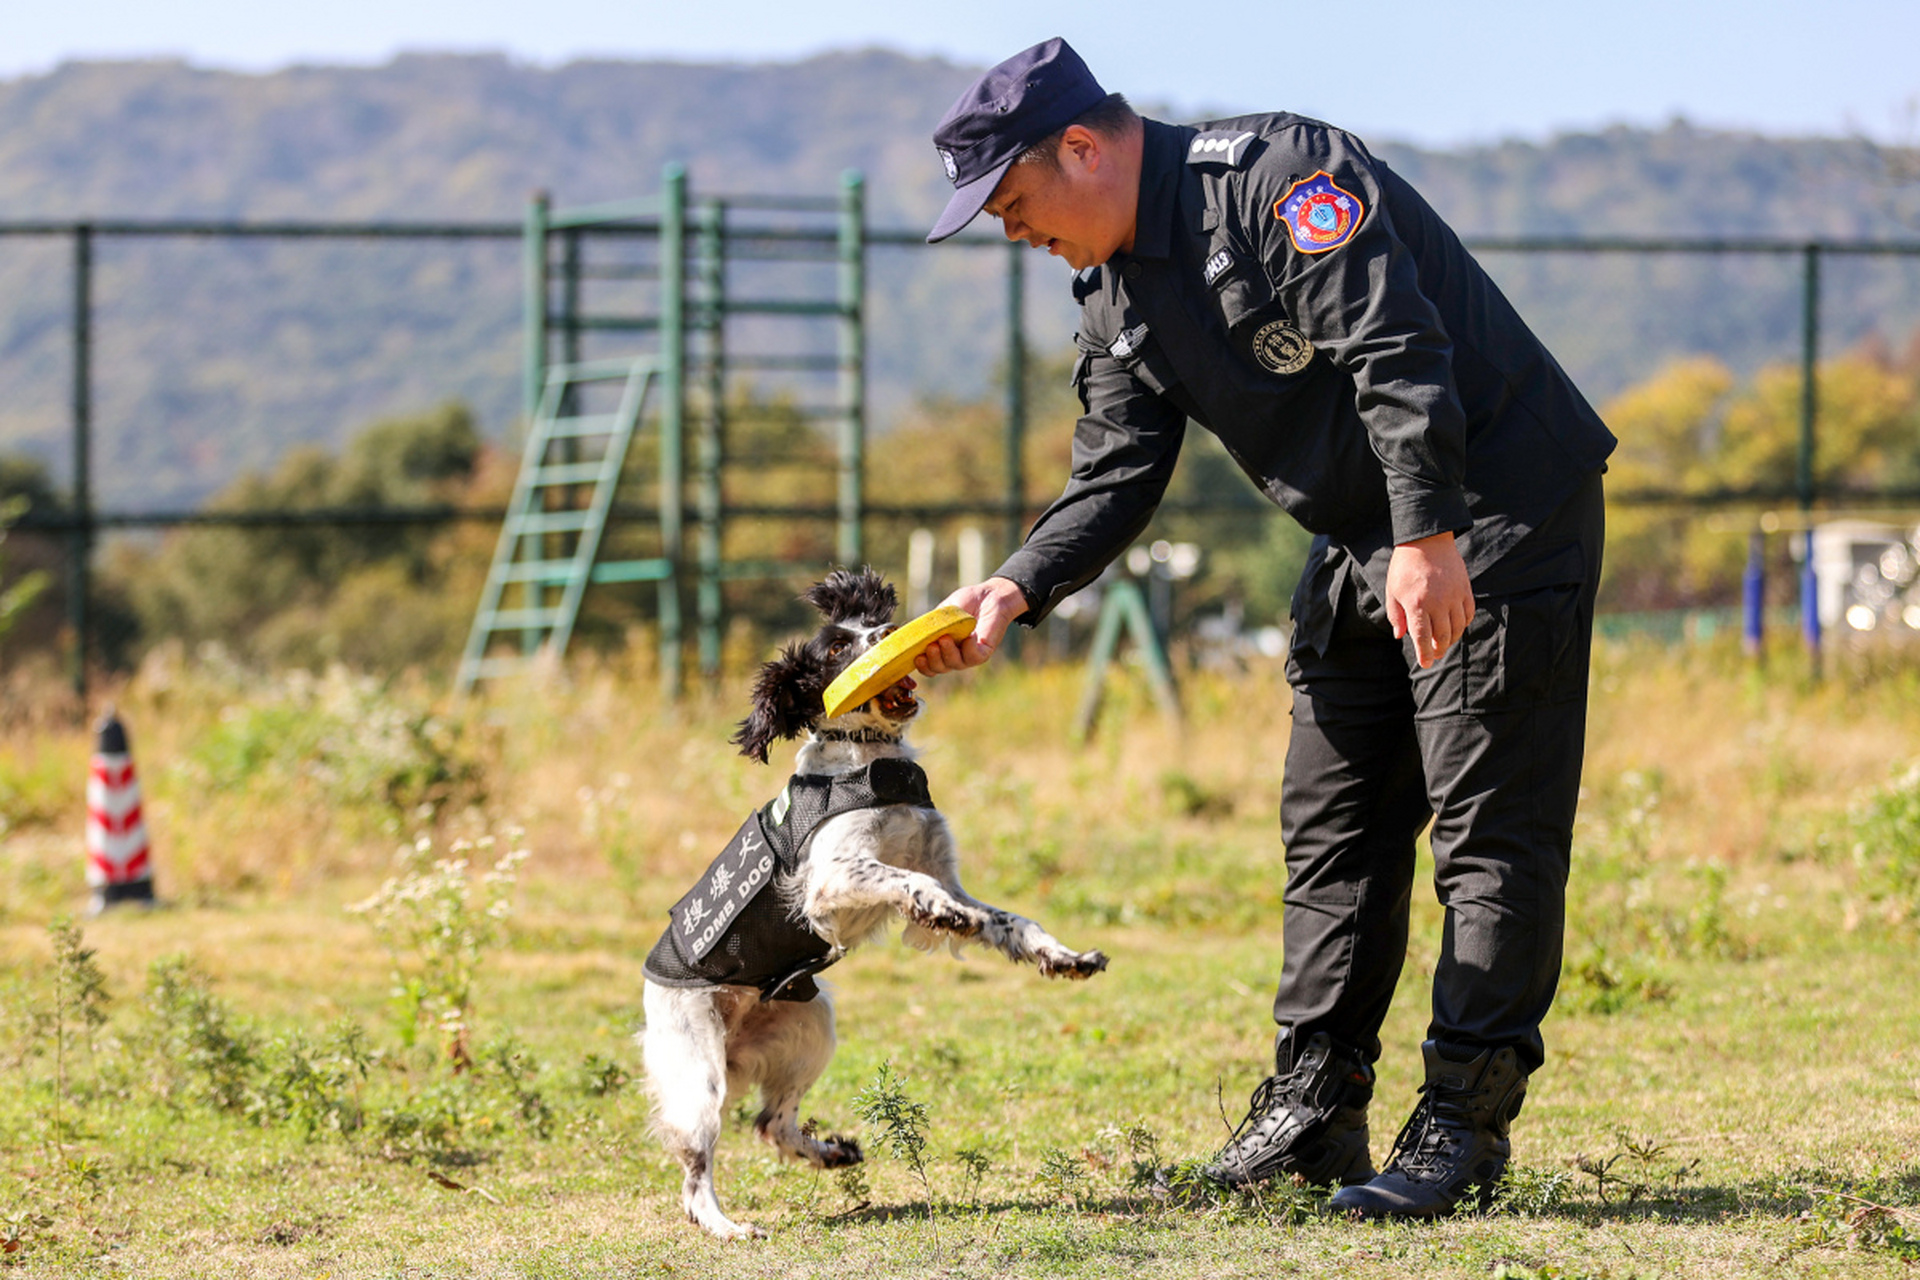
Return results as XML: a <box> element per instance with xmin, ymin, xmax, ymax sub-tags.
<box><xmin>1251</xmin><ymin>320</ymin><xmax>1315</xmax><ymax>376</ymax></box>
<box><xmin>1275</xmin><ymin>170</ymin><xmax>1366</xmax><ymax>254</ymax></box>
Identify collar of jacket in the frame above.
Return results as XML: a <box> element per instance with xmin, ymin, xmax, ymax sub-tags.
<box><xmin>1113</xmin><ymin>118</ymin><xmax>1189</xmax><ymax>265</ymax></box>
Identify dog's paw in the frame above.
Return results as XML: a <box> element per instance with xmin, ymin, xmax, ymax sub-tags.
<box><xmin>1037</xmin><ymin>948</ymin><xmax>1109</xmax><ymax>980</ymax></box>
<box><xmin>689</xmin><ymin>1210</ymin><xmax>768</xmax><ymax>1241</ymax></box>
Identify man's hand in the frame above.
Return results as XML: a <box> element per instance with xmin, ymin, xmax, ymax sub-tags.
<box><xmin>1386</xmin><ymin>532</ymin><xmax>1474</xmax><ymax>669</ymax></box>
<box><xmin>915</xmin><ymin>577</ymin><xmax>1030</xmax><ymax>675</ymax></box>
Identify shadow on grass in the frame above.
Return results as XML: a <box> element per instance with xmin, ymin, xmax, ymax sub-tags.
<box><xmin>811</xmin><ymin>1165</ymin><xmax>1920</xmax><ymax>1232</ymax></box>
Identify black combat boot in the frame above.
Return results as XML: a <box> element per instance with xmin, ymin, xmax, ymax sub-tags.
<box><xmin>1203</xmin><ymin>1032</ymin><xmax>1376</xmax><ymax>1188</ymax></box>
<box><xmin>1329</xmin><ymin>1040</ymin><xmax>1528</xmax><ymax>1218</ymax></box>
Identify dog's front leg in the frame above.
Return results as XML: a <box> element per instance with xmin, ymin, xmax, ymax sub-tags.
<box><xmin>808</xmin><ymin>859</ymin><xmax>1107</xmax><ymax>979</ymax></box>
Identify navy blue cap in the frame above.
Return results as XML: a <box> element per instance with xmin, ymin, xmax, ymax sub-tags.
<box><xmin>926</xmin><ymin>38</ymin><xmax>1108</xmax><ymax>244</ymax></box>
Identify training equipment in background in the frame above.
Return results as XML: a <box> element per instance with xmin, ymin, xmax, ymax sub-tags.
<box><xmin>87</xmin><ymin>708</ymin><xmax>155</xmax><ymax>915</ymax></box>
<box><xmin>821</xmin><ymin>606</ymin><xmax>975</xmax><ymax>718</ymax></box>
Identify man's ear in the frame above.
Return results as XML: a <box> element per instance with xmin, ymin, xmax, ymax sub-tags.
<box><xmin>1061</xmin><ymin>124</ymin><xmax>1102</xmax><ymax>173</ymax></box>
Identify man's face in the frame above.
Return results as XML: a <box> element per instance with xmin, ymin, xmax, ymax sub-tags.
<box><xmin>982</xmin><ymin>128</ymin><xmax>1134</xmax><ymax>269</ymax></box>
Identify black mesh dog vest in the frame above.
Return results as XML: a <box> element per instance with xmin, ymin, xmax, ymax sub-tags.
<box><xmin>643</xmin><ymin>757</ymin><xmax>933</xmax><ymax>1002</ymax></box>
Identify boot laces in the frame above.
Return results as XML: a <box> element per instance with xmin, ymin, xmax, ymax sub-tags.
<box><xmin>1387</xmin><ymin>1082</ymin><xmax>1473</xmax><ymax>1181</ymax></box>
<box><xmin>1225</xmin><ymin>1050</ymin><xmax>1319</xmax><ymax>1147</ymax></box>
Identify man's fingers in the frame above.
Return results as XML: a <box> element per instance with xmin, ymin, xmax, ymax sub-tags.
<box><xmin>1386</xmin><ymin>595</ymin><xmax>1408</xmax><ymax>641</ymax></box>
<box><xmin>914</xmin><ymin>635</ymin><xmax>965</xmax><ymax>675</ymax></box>
<box><xmin>1408</xmin><ymin>606</ymin><xmax>1436</xmax><ymax>668</ymax></box>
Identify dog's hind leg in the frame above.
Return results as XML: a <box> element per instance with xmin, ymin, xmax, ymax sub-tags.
<box><xmin>734</xmin><ymin>992</ymin><xmax>863</xmax><ymax>1169</ymax></box>
<box><xmin>641</xmin><ymin>982</ymin><xmax>764</xmax><ymax>1240</ymax></box>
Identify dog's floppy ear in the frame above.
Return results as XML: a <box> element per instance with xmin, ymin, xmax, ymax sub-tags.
<box><xmin>730</xmin><ymin>642</ymin><xmax>831</xmax><ymax>763</ymax></box>
<box><xmin>803</xmin><ymin>567</ymin><xmax>897</xmax><ymax>627</ymax></box>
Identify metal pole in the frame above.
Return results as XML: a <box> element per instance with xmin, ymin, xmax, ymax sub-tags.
<box><xmin>696</xmin><ymin>201</ymin><xmax>726</xmax><ymax>678</ymax></box>
<box><xmin>520</xmin><ymin>193</ymin><xmax>551</xmax><ymax>655</ymax></box>
<box><xmin>1742</xmin><ymin>527</ymin><xmax>1765</xmax><ymax>659</ymax></box>
<box><xmin>658</xmin><ymin>164</ymin><xmax>687</xmax><ymax>697</ymax></box>
<box><xmin>68</xmin><ymin>224</ymin><xmax>93</xmax><ymax>699</ymax></box>
<box><xmin>522</xmin><ymin>193</ymin><xmax>550</xmax><ymax>426</ymax></box>
<box><xmin>1002</xmin><ymin>239</ymin><xmax>1026</xmax><ymax>656</ymax></box>
<box><xmin>1799</xmin><ymin>244</ymin><xmax>1822</xmax><ymax>670</ymax></box>
<box><xmin>836</xmin><ymin>171</ymin><xmax>865</xmax><ymax>566</ymax></box>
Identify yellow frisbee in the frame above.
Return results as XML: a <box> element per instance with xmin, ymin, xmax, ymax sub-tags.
<box><xmin>821</xmin><ymin>605</ymin><xmax>977</xmax><ymax>718</ymax></box>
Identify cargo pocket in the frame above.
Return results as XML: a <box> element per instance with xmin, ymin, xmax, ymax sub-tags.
<box><xmin>1461</xmin><ymin>583</ymin><xmax>1583</xmax><ymax>713</ymax></box>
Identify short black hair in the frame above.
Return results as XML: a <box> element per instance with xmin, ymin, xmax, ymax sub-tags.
<box><xmin>1014</xmin><ymin>94</ymin><xmax>1139</xmax><ymax>171</ymax></box>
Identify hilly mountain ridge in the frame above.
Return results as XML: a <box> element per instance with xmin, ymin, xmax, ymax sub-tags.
<box><xmin>1</xmin><ymin>50</ymin><xmax>1917</xmax><ymax>508</ymax></box>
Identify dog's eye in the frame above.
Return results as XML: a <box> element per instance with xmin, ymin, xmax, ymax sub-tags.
<box><xmin>828</xmin><ymin>638</ymin><xmax>850</xmax><ymax>656</ymax></box>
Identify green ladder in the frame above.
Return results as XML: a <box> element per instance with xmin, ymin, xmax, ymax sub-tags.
<box><xmin>456</xmin><ymin>357</ymin><xmax>668</xmax><ymax>691</ymax></box>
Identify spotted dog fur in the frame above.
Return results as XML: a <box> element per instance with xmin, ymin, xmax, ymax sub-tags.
<box><xmin>641</xmin><ymin>568</ymin><xmax>1108</xmax><ymax>1239</ymax></box>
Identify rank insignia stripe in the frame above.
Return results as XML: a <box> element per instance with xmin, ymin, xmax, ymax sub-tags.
<box><xmin>1187</xmin><ymin>130</ymin><xmax>1259</xmax><ymax>168</ymax></box>
<box><xmin>1275</xmin><ymin>170</ymin><xmax>1366</xmax><ymax>255</ymax></box>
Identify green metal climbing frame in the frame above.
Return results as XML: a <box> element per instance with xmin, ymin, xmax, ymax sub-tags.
<box><xmin>455</xmin><ymin>357</ymin><xmax>663</xmax><ymax>690</ymax></box>
<box><xmin>457</xmin><ymin>165</ymin><xmax>867</xmax><ymax>696</ymax></box>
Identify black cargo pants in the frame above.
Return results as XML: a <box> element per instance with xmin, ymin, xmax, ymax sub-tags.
<box><xmin>1275</xmin><ymin>473</ymin><xmax>1605</xmax><ymax>1075</ymax></box>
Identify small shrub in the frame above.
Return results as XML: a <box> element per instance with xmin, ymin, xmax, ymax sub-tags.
<box><xmin>1035</xmin><ymin>1147</ymin><xmax>1091</xmax><ymax>1208</ymax></box>
<box><xmin>251</xmin><ymin>1020</ymin><xmax>375</xmax><ymax>1138</ymax></box>
<box><xmin>1850</xmin><ymin>762</ymin><xmax>1920</xmax><ymax>923</ymax></box>
<box><xmin>347</xmin><ymin>830</ymin><xmax>529</xmax><ymax>1071</ymax></box>
<box><xmin>576</xmin><ymin>1052</ymin><xmax>629</xmax><ymax>1097</ymax></box>
<box><xmin>1794</xmin><ymin>1186</ymin><xmax>1920</xmax><ymax>1258</ymax></box>
<box><xmin>851</xmin><ymin>1062</ymin><xmax>937</xmax><ymax>1242</ymax></box>
<box><xmin>179</xmin><ymin>665</ymin><xmax>483</xmax><ymax>828</ymax></box>
<box><xmin>1558</xmin><ymin>946</ymin><xmax>1673</xmax><ymax>1015</ymax></box>
<box><xmin>143</xmin><ymin>956</ymin><xmax>261</xmax><ymax>1113</ymax></box>
<box><xmin>481</xmin><ymin>1035</ymin><xmax>553</xmax><ymax>1139</ymax></box>
<box><xmin>1493</xmin><ymin>1162</ymin><xmax>1575</xmax><ymax>1216</ymax></box>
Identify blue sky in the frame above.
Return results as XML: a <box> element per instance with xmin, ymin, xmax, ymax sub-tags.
<box><xmin>6</xmin><ymin>0</ymin><xmax>1918</xmax><ymax>148</ymax></box>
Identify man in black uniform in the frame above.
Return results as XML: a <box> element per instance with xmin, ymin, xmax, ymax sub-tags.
<box><xmin>914</xmin><ymin>38</ymin><xmax>1615</xmax><ymax>1219</ymax></box>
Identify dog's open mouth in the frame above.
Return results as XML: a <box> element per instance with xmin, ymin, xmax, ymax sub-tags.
<box><xmin>872</xmin><ymin>677</ymin><xmax>919</xmax><ymax>721</ymax></box>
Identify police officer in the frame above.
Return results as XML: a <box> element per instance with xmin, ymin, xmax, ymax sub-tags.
<box><xmin>914</xmin><ymin>38</ymin><xmax>1616</xmax><ymax>1218</ymax></box>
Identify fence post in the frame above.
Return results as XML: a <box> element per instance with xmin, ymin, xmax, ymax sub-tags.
<box><xmin>659</xmin><ymin>164</ymin><xmax>688</xmax><ymax>698</ymax></box>
<box><xmin>1742</xmin><ymin>527</ymin><xmax>1766</xmax><ymax>659</ymax></box>
<box><xmin>1799</xmin><ymin>243</ymin><xmax>1821</xmax><ymax>671</ymax></box>
<box><xmin>1004</xmin><ymin>238</ymin><xmax>1026</xmax><ymax>564</ymax></box>
<box><xmin>68</xmin><ymin>224</ymin><xmax>93</xmax><ymax>699</ymax></box>
<box><xmin>695</xmin><ymin>200</ymin><xmax>726</xmax><ymax>678</ymax></box>
<box><xmin>837</xmin><ymin>171</ymin><xmax>865</xmax><ymax>567</ymax></box>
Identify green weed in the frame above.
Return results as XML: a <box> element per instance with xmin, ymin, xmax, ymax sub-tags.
<box><xmin>347</xmin><ymin>829</ymin><xmax>529</xmax><ymax>1071</ymax></box>
<box><xmin>1793</xmin><ymin>1186</ymin><xmax>1920</xmax><ymax>1258</ymax></box>
<box><xmin>851</xmin><ymin>1062</ymin><xmax>937</xmax><ymax>1245</ymax></box>
<box><xmin>1849</xmin><ymin>761</ymin><xmax>1920</xmax><ymax>924</ymax></box>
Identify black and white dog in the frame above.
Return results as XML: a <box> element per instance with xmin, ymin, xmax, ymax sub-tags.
<box><xmin>640</xmin><ymin>568</ymin><xmax>1108</xmax><ymax>1238</ymax></box>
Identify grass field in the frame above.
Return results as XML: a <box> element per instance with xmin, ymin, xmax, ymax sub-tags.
<box><xmin>3</xmin><ymin>636</ymin><xmax>1920</xmax><ymax>1277</ymax></box>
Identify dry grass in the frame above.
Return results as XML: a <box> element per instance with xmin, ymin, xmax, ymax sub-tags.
<box><xmin>2</xmin><ymin>634</ymin><xmax>1920</xmax><ymax>1275</ymax></box>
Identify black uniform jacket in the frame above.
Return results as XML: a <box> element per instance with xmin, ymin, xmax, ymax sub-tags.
<box><xmin>643</xmin><ymin>757</ymin><xmax>934</xmax><ymax>1003</ymax></box>
<box><xmin>995</xmin><ymin>115</ymin><xmax>1618</xmax><ymax>648</ymax></box>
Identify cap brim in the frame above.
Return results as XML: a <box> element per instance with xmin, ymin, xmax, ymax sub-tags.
<box><xmin>926</xmin><ymin>158</ymin><xmax>1014</xmax><ymax>243</ymax></box>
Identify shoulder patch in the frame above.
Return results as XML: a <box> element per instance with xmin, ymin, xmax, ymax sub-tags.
<box><xmin>1186</xmin><ymin>130</ymin><xmax>1259</xmax><ymax>169</ymax></box>
<box><xmin>1275</xmin><ymin>170</ymin><xmax>1365</xmax><ymax>254</ymax></box>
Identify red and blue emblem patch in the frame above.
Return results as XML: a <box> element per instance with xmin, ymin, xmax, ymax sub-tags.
<box><xmin>1276</xmin><ymin>171</ymin><xmax>1365</xmax><ymax>254</ymax></box>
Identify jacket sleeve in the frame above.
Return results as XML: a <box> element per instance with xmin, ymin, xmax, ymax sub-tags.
<box><xmin>1247</xmin><ymin>124</ymin><xmax>1471</xmax><ymax>545</ymax></box>
<box><xmin>993</xmin><ymin>330</ymin><xmax>1186</xmax><ymax>625</ymax></box>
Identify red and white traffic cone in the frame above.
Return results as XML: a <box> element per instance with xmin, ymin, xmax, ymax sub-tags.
<box><xmin>86</xmin><ymin>707</ymin><xmax>156</xmax><ymax>915</ymax></box>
